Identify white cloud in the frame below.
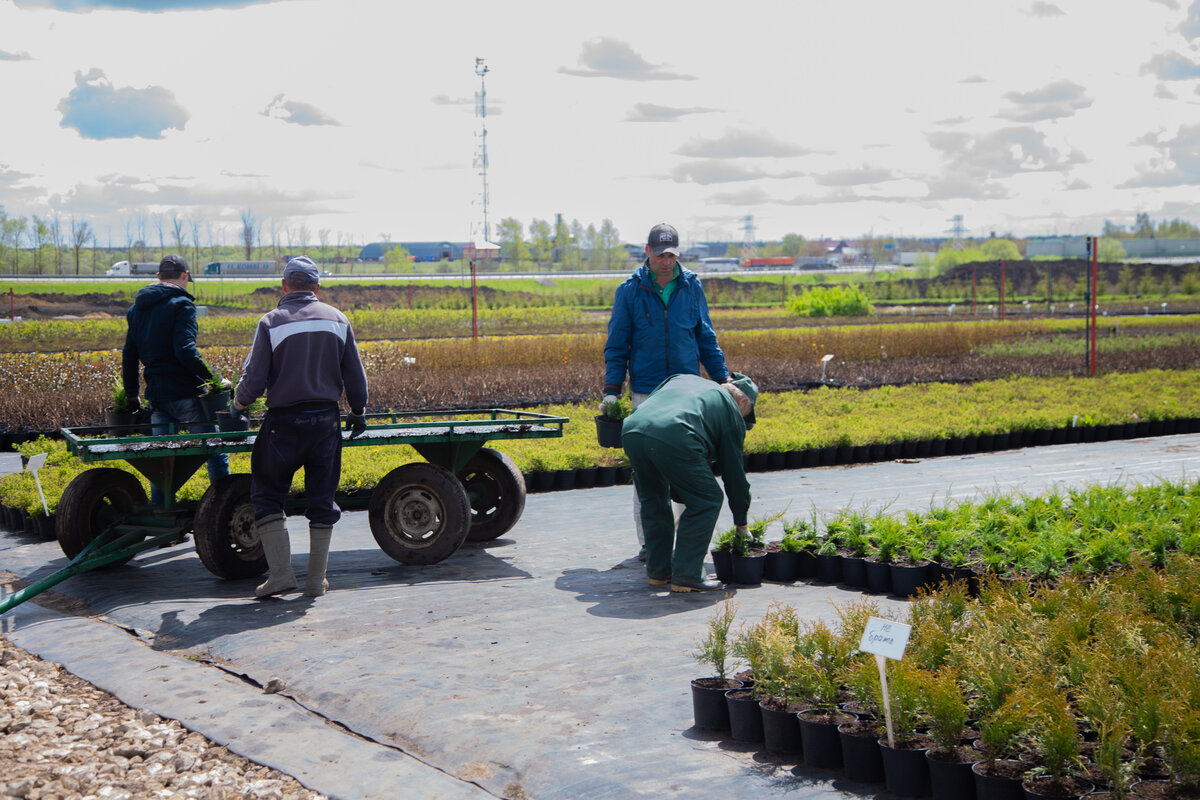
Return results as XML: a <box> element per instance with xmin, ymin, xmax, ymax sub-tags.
<box><xmin>56</xmin><ymin>68</ymin><xmax>188</xmax><ymax>140</ymax></box>
<box><xmin>624</xmin><ymin>103</ymin><xmax>718</xmax><ymax>123</ymax></box>
<box><xmin>1141</xmin><ymin>51</ymin><xmax>1200</xmax><ymax>80</ymax></box>
<box><xmin>261</xmin><ymin>94</ymin><xmax>340</xmax><ymax>127</ymax></box>
<box><xmin>676</xmin><ymin>129</ymin><xmax>809</xmax><ymax>159</ymax></box>
<box><xmin>558</xmin><ymin>38</ymin><xmax>695</xmax><ymax>81</ymax></box>
<box><xmin>999</xmin><ymin>80</ymin><xmax>1092</xmax><ymax>122</ymax></box>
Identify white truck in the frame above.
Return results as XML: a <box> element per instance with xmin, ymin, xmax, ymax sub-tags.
<box><xmin>105</xmin><ymin>261</ymin><xmax>161</xmax><ymax>277</ymax></box>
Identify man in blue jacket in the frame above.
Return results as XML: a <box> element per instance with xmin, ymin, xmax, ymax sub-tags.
<box><xmin>121</xmin><ymin>254</ymin><xmax>230</xmax><ymax>500</ymax></box>
<box><xmin>603</xmin><ymin>223</ymin><xmax>731</xmax><ymax>559</ymax></box>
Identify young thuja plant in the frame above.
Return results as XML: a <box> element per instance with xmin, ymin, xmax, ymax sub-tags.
<box><xmin>791</xmin><ymin>619</ymin><xmax>854</xmax><ymax>711</ymax></box>
<box><xmin>110</xmin><ymin>379</ymin><xmax>135</xmax><ymax>413</ymax></box>
<box><xmin>746</xmin><ymin>509</ymin><xmax>786</xmax><ymax>548</ymax></box>
<box><xmin>691</xmin><ymin>598</ymin><xmax>738</xmax><ymax>681</ymax></box>
<box><xmin>828</xmin><ymin>508</ymin><xmax>873</xmax><ymax>557</ymax></box>
<box><xmin>883</xmin><ymin>660</ymin><xmax>930</xmax><ymax>743</ymax></box>
<box><xmin>201</xmin><ymin>371</ymin><xmax>230</xmax><ymax>396</ymax></box>
<box><xmin>976</xmin><ymin>689</ymin><xmax>1030</xmax><ymax>766</ymax></box>
<box><xmin>713</xmin><ymin>526</ymin><xmax>748</xmax><ymax>556</ymax></box>
<box><xmin>1024</xmin><ymin>683</ymin><xmax>1083</xmax><ymax>785</ymax></box>
<box><xmin>839</xmin><ymin>654</ymin><xmax>883</xmax><ymax>721</ymax></box>
<box><xmin>779</xmin><ymin>515</ymin><xmax>819</xmax><ymax>553</ymax></box>
<box><xmin>905</xmin><ymin>580</ymin><xmax>972</xmax><ymax>671</ymax></box>
<box><xmin>1077</xmin><ymin>665</ymin><xmax>1135</xmax><ymax>799</ymax></box>
<box><xmin>919</xmin><ymin>666</ymin><xmax>969</xmax><ymax>754</ymax></box>
<box><xmin>599</xmin><ymin>393</ymin><xmax>632</xmax><ymax>421</ymax></box>
<box><xmin>868</xmin><ymin>514</ymin><xmax>911</xmax><ymax>564</ymax></box>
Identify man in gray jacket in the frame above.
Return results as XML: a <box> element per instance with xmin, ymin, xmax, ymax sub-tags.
<box><xmin>230</xmin><ymin>256</ymin><xmax>368</xmax><ymax>598</ymax></box>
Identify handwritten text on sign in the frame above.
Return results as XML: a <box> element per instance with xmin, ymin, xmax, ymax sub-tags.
<box><xmin>859</xmin><ymin>617</ymin><xmax>912</xmax><ymax>661</ymax></box>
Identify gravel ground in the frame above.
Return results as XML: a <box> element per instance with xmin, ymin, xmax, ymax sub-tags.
<box><xmin>0</xmin><ymin>634</ymin><xmax>326</xmax><ymax>800</ymax></box>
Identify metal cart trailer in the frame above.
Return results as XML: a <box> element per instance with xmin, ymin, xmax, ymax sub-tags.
<box><xmin>0</xmin><ymin>410</ymin><xmax>566</xmax><ymax>614</ymax></box>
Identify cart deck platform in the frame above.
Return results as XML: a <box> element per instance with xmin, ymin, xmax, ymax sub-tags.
<box><xmin>0</xmin><ymin>409</ymin><xmax>567</xmax><ymax>614</ymax></box>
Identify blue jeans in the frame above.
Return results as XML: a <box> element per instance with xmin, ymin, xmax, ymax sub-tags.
<box><xmin>150</xmin><ymin>397</ymin><xmax>231</xmax><ymax>503</ymax></box>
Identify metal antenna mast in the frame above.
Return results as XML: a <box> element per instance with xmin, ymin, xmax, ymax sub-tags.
<box><xmin>741</xmin><ymin>214</ymin><xmax>757</xmax><ymax>262</ymax></box>
<box><xmin>474</xmin><ymin>58</ymin><xmax>491</xmax><ymax>244</ymax></box>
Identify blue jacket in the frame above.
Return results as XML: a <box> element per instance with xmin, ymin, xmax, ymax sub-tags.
<box><xmin>603</xmin><ymin>262</ymin><xmax>728</xmax><ymax>396</ymax></box>
<box><xmin>122</xmin><ymin>283</ymin><xmax>218</xmax><ymax>404</ymax></box>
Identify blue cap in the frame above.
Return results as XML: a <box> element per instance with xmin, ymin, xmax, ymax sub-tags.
<box><xmin>283</xmin><ymin>256</ymin><xmax>319</xmax><ymax>284</ymax></box>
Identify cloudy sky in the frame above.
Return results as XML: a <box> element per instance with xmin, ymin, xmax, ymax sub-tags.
<box><xmin>1</xmin><ymin>0</ymin><xmax>1199</xmax><ymax>250</ymax></box>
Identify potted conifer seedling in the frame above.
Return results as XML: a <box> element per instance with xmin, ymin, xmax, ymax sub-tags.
<box><xmin>595</xmin><ymin>394</ymin><xmax>631</xmax><ymax>448</ymax></box>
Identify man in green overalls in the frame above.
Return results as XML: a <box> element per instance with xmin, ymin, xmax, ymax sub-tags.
<box><xmin>621</xmin><ymin>372</ymin><xmax>757</xmax><ymax>592</ymax></box>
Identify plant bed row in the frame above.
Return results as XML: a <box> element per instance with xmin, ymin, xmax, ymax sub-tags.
<box><xmin>689</xmin><ymin>553</ymin><xmax>1200</xmax><ymax>800</ymax></box>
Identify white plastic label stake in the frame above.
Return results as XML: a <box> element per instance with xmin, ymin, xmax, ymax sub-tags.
<box><xmin>860</xmin><ymin>617</ymin><xmax>912</xmax><ymax>748</ymax></box>
<box><xmin>25</xmin><ymin>453</ymin><xmax>49</xmax><ymax>517</ymax></box>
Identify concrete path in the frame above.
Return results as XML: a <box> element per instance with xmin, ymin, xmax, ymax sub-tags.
<box><xmin>2</xmin><ymin>434</ymin><xmax>1199</xmax><ymax>800</ymax></box>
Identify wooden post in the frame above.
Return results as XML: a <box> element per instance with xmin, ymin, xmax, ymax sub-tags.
<box><xmin>1000</xmin><ymin>260</ymin><xmax>1006</xmax><ymax>321</ymax></box>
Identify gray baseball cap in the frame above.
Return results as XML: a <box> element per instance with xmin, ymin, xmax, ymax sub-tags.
<box><xmin>729</xmin><ymin>372</ymin><xmax>758</xmax><ymax>430</ymax></box>
<box><xmin>283</xmin><ymin>256</ymin><xmax>319</xmax><ymax>284</ymax></box>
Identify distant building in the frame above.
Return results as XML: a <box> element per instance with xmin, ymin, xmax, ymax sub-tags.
<box><xmin>1027</xmin><ymin>236</ymin><xmax>1200</xmax><ymax>260</ymax></box>
<box><xmin>358</xmin><ymin>242</ymin><xmax>469</xmax><ymax>262</ymax></box>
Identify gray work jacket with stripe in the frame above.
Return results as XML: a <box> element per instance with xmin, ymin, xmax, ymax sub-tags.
<box><xmin>234</xmin><ymin>291</ymin><xmax>368</xmax><ymax>414</ymax></box>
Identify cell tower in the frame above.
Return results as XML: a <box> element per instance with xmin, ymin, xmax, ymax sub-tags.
<box><xmin>947</xmin><ymin>214</ymin><xmax>966</xmax><ymax>245</ymax></box>
<box><xmin>741</xmin><ymin>214</ymin><xmax>757</xmax><ymax>261</ymax></box>
<box><xmin>473</xmin><ymin>58</ymin><xmax>491</xmax><ymax>244</ymax></box>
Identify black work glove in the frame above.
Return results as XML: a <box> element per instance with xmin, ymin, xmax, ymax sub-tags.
<box><xmin>228</xmin><ymin>399</ymin><xmax>250</xmax><ymax>423</ymax></box>
<box><xmin>127</xmin><ymin>397</ymin><xmax>141</xmax><ymax>413</ymax></box>
<box><xmin>345</xmin><ymin>411</ymin><xmax>367</xmax><ymax>439</ymax></box>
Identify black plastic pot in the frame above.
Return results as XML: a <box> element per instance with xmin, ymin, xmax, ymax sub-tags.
<box><xmin>865</xmin><ymin>559</ymin><xmax>893</xmax><ymax>595</ymax></box>
<box><xmin>690</xmin><ymin>677</ymin><xmax>740</xmax><ymax>731</ymax></box>
<box><xmin>839</xmin><ymin>722</ymin><xmax>886</xmax><ymax>784</ymax></box>
<box><xmin>815</xmin><ymin>553</ymin><xmax>843</xmax><ymax>584</ymax></box>
<box><xmin>890</xmin><ymin>562</ymin><xmax>932</xmax><ymax>597</ymax></box>
<box><xmin>796</xmin><ymin>709</ymin><xmax>850</xmax><ymax>770</ymax></box>
<box><xmin>759</xmin><ymin>700</ymin><xmax>802</xmax><ymax>756</ymax></box>
<box><xmin>926</xmin><ymin>748</ymin><xmax>978</xmax><ymax>800</ymax></box>
<box><xmin>972</xmin><ymin>759</ymin><xmax>1029</xmax><ymax>800</ymax></box>
<box><xmin>841</xmin><ymin>555</ymin><xmax>867</xmax><ymax>588</ymax></box>
<box><xmin>878</xmin><ymin>739</ymin><xmax>931</xmax><ymax>797</ymax></box>
<box><xmin>215</xmin><ymin>411</ymin><xmax>250</xmax><ymax>433</ymax></box>
<box><xmin>594</xmin><ymin>415</ymin><xmax>623</xmax><ymax>448</ymax></box>
<box><xmin>763</xmin><ymin>550</ymin><xmax>800</xmax><ymax>583</ymax></box>
<box><xmin>725</xmin><ymin>689</ymin><xmax>763</xmax><ymax>743</ymax></box>
<box><xmin>710</xmin><ymin>549</ymin><xmax>734</xmax><ymax>583</ymax></box>
<box><xmin>730</xmin><ymin>552</ymin><xmax>766</xmax><ymax>586</ymax></box>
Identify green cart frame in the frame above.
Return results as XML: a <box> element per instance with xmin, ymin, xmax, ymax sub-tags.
<box><xmin>0</xmin><ymin>410</ymin><xmax>566</xmax><ymax>614</ymax></box>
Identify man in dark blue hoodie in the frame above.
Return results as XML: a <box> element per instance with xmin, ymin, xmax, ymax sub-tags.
<box><xmin>121</xmin><ymin>254</ymin><xmax>230</xmax><ymax>498</ymax></box>
<box><xmin>603</xmin><ymin>223</ymin><xmax>731</xmax><ymax>559</ymax></box>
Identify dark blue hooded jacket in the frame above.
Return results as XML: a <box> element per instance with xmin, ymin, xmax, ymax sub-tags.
<box><xmin>122</xmin><ymin>283</ymin><xmax>217</xmax><ymax>404</ymax></box>
<box><xmin>603</xmin><ymin>262</ymin><xmax>729</xmax><ymax>396</ymax></box>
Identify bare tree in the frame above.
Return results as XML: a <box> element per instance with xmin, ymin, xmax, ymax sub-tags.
<box><xmin>296</xmin><ymin>223</ymin><xmax>310</xmax><ymax>257</ymax></box>
<box><xmin>31</xmin><ymin>216</ymin><xmax>49</xmax><ymax>274</ymax></box>
<box><xmin>189</xmin><ymin>215</ymin><xmax>203</xmax><ymax>268</ymax></box>
<box><xmin>318</xmin><ymin>227</ymin><xmax>330</xmax><ymax>266</ymax></box>
<box><xmin>240</xmin><ymin>209</ymin><xmax>256</xmax><ymax>259</ymax></box>
<box><xmin>171</xmin><ymin>213</ymin><xmax>186</xmax><ymax>253</ymax></box>
<box><xmin>268</xmin><ymin>218</ymin><xmax>279</xmax><ymax>261</ymax></box>
<box><xmin>70</xmin><ymin>217</ymin><xmax>92</xmax><ymax>275</ymax></box>
<box><xmin>152</xmin><ymin>213</ymin><xmax>165</xmax><ymax>258</ymax></box>
<box><xmin>135</xmin><ymin>213</ymin><xmax>147</xmax><ymax>262</ymax></box>
<box><xmin>124</xmin><ymin>219</ymin><xmax>135</xmax><ymax>264</ymax></box>
<box><xmin>50</xmin><ymin>214</ymin><xmax>64</xmax><ymax>273</ymax></box>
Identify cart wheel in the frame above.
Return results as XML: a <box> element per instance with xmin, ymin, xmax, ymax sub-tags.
<box><xmin>369</xmin><ymin>462</ymin><xmax>471</xmax><ymax>565</ymax></box>
<box><xmin>194</xmin><ymin>474</ymin><xmax>266</xmax><ymax>580</ymax></box>
<box><xmin>56</xmin><ymin>468</ymin><xmax>148</xmax><ymax>563</ymax></box>
<box><xmin>457</xmin><ymin>447</ymin><xmax>526</xmax><ymax>542</ymax></box>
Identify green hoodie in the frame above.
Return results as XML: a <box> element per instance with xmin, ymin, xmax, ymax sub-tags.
<box><xmin>621</xmin><ymin>373</ymin><xmax>751</xmax><ymax>524</ymax></box>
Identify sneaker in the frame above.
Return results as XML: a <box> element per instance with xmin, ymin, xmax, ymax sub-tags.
<box><xmin>670</xmin><ymin>578</ymin><xmax>724</xmax><ymax>593</ymax></box>
<box><xmin>637</xmin><ymin>547</ymin><xmax>647</xmax><ymax>562</ymax></box>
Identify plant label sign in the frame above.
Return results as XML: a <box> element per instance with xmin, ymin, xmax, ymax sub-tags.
<box><xmin>859</xmin><ymin>617</ymin><xmax>911</xmax><ymax>661</ymax></box>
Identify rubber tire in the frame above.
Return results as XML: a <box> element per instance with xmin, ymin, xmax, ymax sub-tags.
<box><xmin>194</xmin><ymin>474</ymin><xmax>267</xmax><ymax>579</ymax></box>
<box><xmin>369</xmin><ymin>462</ymin><xmax>471</xmax><ymax>565</ymax></box>
<box><xmin>457</xmin><ymin>447</ymin><xmax>526</xmax><ymax>542</ymax></box>
<box><xmin>56</xmin><ymin>468</ymin><xmax>148</xmax><ymax>563</ymax></box>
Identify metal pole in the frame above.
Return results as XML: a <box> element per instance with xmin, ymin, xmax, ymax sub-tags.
<box><xmin>1090</xmin><ymin>236</ymin><xmax>1098</xmax><ymax>377</ymax></box>
<box><xmin>471</xmin><ymin>260</ymin><xmax>479</xmax><ymax>340</ymax></box>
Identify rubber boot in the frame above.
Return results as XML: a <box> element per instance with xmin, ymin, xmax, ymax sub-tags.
<box><xmin>255</xmin><ymin>515</ymin><xmax>297</xmax><ymax>598</ymax></box>
<box><xmin>305</xmin><ymin>523</ymin><xmax>333</xmax><ymax>597</ymax></box>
